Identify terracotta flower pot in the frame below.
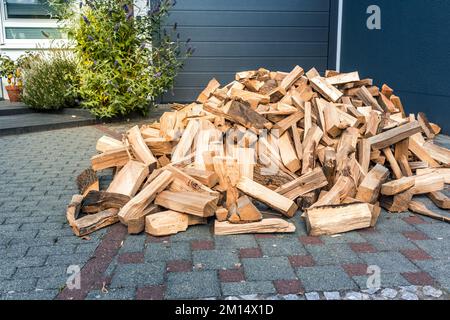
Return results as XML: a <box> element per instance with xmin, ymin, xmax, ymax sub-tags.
<box><xmin>5</xmin><ymin>85</ymin><xmax>22</xmax><ymax>102</ymax></box>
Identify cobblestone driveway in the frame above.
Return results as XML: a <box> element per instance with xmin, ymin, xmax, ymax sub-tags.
<box><xmin>0</xmin><ymin>120</ymin><xmax>449</xmax><ymax>300</ymax></box>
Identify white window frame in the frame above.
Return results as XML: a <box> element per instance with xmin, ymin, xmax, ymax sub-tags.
<box><xmin>0</xmin><ymin>0</ymin><xmax>67</xmax><ymax>49</ymax></box>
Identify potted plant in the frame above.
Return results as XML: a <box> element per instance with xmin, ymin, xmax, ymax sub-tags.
<box><xmin>0</xmin><ymin>54</ymin><xmax>25</xmax><ymax>102</ymax></box>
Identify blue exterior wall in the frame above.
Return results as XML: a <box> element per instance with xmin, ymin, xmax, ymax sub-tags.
<box><xmin>340</xmin><ymin>0</ymin><xmax>450</xmax><ymax>133</ymax></box>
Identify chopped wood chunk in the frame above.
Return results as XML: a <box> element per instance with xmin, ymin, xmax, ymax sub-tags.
<box><xmin>356</xmin><ymin>164</ymin><xmax>389</xmax><ymax>203</ymax></box>
<box><xmin>306</xmin><ymin>203</ymin><xmax>373</xmax><ymax>236</ymax></box>
<box><xmin>155</xmin><ymin>191</ymin><xmax>219</xmax><ymax>217</ymax></box>
<box><xmin>214</xmin><ymin>218</ymin><xmax>295</xmax><ymax>236</ymax></box>
<box><xmin>408</xmin><ymin>201</ymin><xmax>450</xmax><ymax>223</ymax></box>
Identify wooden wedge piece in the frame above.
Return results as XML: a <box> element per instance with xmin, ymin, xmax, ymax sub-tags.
<box><xmin>381</xmin><ymin>177</ymin><xmax>415</xmax><ymax>196</ymax></box>
<box><xmin>409</xmin><ymin>201</ymin><xmax>450</xmax><ymax>223</ymax></box>
<box><xmin>428</xmin><ymin>191</ymin><xmax>450</xmax><ymax>209</ymax></box>
<box><xmin>81</xmin><ymin>191</ymin><xmax>130</xmax><ymax>214</ymax></box>
<box><xmin>368</xmin><ymin>121</ymin><xmax>422</xmax><ymax>150</ymax></box>
<box><xmin>355</xmin><ymin>164</ymin><xmax>389</xmax><ymax>203</ymax></box>
<box><xmin>306</xmin><ymin>203</ymin><xmax>373</xmax><ymax>236</ymax></box>
<box><xmin>145</xmin><ymin>210</ymin><xmax>207</xmax><ymax>236</ymax></box>
<box><xmin>107</xmin><ymin>160</ymin><xmax>149</xmax><ymax>197</ymax></box>
<box><xmin>118</xmin><ymin>170</ymin><xmax>173</xmax><ymax>225</ymax></box>
<box><xmin>237</xmin><ymin>176</ymin><xmax>298</xmax><ymax>218</ymax></box>
<box><xmin>310</xmin><ymin>77</ymin><xmax>343</xmax><ymax>102</ymax></box>
<box><xmin>155</xmin><ymin>191</ymin><xmax>218</xmax><ymax>217</ymax></box>
<box><xmin>126</xmin><ymin>126</ymin><xmax>157</xmax><ymax>170</ymax></box>
<box><xmin>214</xmin><ymin>218</ymin><xmax>295</xmax><ymax>236</ymax></box>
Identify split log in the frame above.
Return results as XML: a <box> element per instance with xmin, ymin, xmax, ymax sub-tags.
<box><xmin>305</xmin><ymin>203</ymin><xmax>373</xmax><ymax>236</ymax></box>
<box><xmin>155</xmin><ymin>191</ymin><xmax>219</xmax><ymax>217</ymax></box>
<box><xmin>215</xmin><ymin>207</ymin><xmax>229</xmax><ymax>222</ymax></box>
<box><xmin>408</xmin><ymin>201</ymin><xmax>450</xmax><ymax>223</ymax></box>
<box><xmin>197</xmin><ymin>78</ymin><xmax>220</xmax><ymax>103</ymax></box>
<box><xmin>356</xmin><ymin>86</ymin><xmax>383</xmax><ymax>112</ymax></box>
<box><xmin>380</xmin><ymin>189</ymin><xmax>414</xmax><ymax>213</ymax></box>
<box><xmin>368</xmin><ymin>121</ymin><xmax>422</xmax><ymax>150</ymax></box>
<box><xmin>236</xmin><ymin>176</ymin><xmax>298</xmax><ymax>218</ymax></box>
<box><xmin>126</xmin><ymin>126</ymin><xmax>157</xmax><ymax>170</ymax></box>
<box><xmin>214</xmin><ymin>218</ymin><xmax>295</xmax><ymax>236</ymax></box>
<box><xmin>276</xmin><ymin>167</ymin><xmax>328</xmax><ymax>201</ymax></box>
<box><xmin>233</xmin><ymin>195</ymin><xmax>263</xmax><ymax>223</ymax></box>
<box><xmin>278</xmin><ymin>131</ymin><xmax>301</xmax><ymax>173</ymax></box>
<box><xmin>107</xmin><ymin>160</ymin><xmax>149</xmax><ymax>197</ymax></box>
<box><xmin>145</xmin><ymin>211</ymin><xmax>208</xmax><ymax>237</ymax></box>
<box><xmin>417</xmin><ymin>112</ymin><xmax>435</xmax><ymax>139</ymax></box>
<box><xmin>408</xmin><ymin>137</ymin><xmax>440</xmax><ymax>168</ymax></box>
<box><xmin>118</xmin><ymin>170</ymin><xmax>173</xmax><ymax>225</ymax></box>
<box><xmin>96</xmin><ymin>136</ymin><xmax>123</xmax><ymax>152</ymax></box>
<box><xmin>67</xmin><ymin>195</ymin><xmax>119</xmax><ymax>237</ymax></box>
<box><xmin>91</xmin><ymin>148</ymin><xmax>129</xmax><ymax>171</ymax></box>
<box><xmin>166</xmin><ymin>165</ymin><xmax>219</xmax><ymax>197</ymax></box>
<box><xmin>428</xmin><ymin>191</ymin><xmax>450</xmax><ymax>210</ymax></box>
<box><xmin>355</xmin><ymin>164</ymin><xmax>389</xmax><ymax>203</ymax></box>
<box><xmin>310</xmin><ymin>77</ymin><xmax>343</xmax><ymax>102</ymax></box>
<box><xmin>326</xmin><ymin>71</ymin><xmax>360</xmax><ymax>86</ymax></box>
<box><xmin>171</xmin><ymin>120</ymin><xmax>199</xmax><ymax>162</ymax></box>
<box><xmin>280</xmin><ymin>65</ymin><xmax>304</xmax><ymax>91</ymax></box>
<box><xmin>180</xmin><ymin>167</ymin><xmax>219</xmax><ymax>188</ymax></box>
<box><xmin>312</xmin><ymin>176</ymin><xmax>356</xmax><ymax>208</ymax></box>
<box><xmin>81</xmin><ymin>191</ymin><xmax>130</xmax><ymax>214</ymax></box>
<box><xmin>381</xmin><ymin>176</ymin><xmax>415</xmax><ymax>196</ymax></box>
<box><xmin>416</xmin><ymin>168</ymin><xmax>450</xmax><ymax>184</ymax></box>
<box><xmin>411</xmin><ymin>173</ymin><xmax>445</xmax><ymax>195</ymax></box>
<box><xmin>382</xmin><ymin>147</ymin><xmax>403</xmax><ymax>179</ymax></box>
<box><xmin>127</xmin><ymin>204</ymin><xmax>159</xmax><ymax>235</ymax></box>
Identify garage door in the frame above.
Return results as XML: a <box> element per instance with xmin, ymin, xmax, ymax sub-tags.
<box><xmin>162</xmin><ymin>0</ymin><xmax>332</xmax><ymax>103</ymax></box>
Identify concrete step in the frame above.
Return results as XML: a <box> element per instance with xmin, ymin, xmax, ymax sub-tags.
<box><xmin>0</xmin><ymin>102</ymin><xmax>33</xmax><ymax>116</ymax></box>
<box><xmin>0</xmin><ymin>110</ymin><xmax>98</xmax><ymax>136</ymax></box>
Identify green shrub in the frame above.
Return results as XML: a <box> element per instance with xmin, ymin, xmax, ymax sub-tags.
<box><xmin>49</xmin><ymin>0</ymin><xmax>190</xmax><ymax>118</ymax></box>
<box><xmin>21</xmin><ymin>49</ymin><xmax>79</xmax><ymax>110</ymax></box>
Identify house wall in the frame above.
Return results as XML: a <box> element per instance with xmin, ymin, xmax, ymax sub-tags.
<box><xmin>340</xmin><ymin>0</ymin><xmax>450</xmax><ymax>133</ymax></box>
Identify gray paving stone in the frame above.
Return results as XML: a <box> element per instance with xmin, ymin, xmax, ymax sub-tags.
<box><xmin>86</xmin><ymin>288</ymin><xmax>136</xmax><ymax>300</ymax></box>
<box><xmin>221</xmin><ymin>281</ymin><xmax>276</xmax><ymax>296</ymax></box>
<box><xmin>361</xmin><ymin>232</ymin><xmax>417</xmax><ymax>251</ymax></box>
<box><xmin>0</xmin><ymin>256</ymin><xmax>46</xmax><ymax>268</ymax></box>
<box><xmin>36</xmin><ymin>275</ymin><xmax>68</xmax><ymax>290</ymax></box>
<box><xmin>26</xmin><ymin>244</ymin><xmax>76</xmax><ymax>257</ymax></box>
<box><xmin>422</xmin><ymin>286</ymin><xmax>443</xmax><ymax>298</ymax></box>
<box><xmin>0</xmin><ymin>265</ymin><xmax>16</xmax><ymax>279</ymax></box>
<box><xmin>193</xmin><ymin>249</ymin><xmax>240</xmax><ymax>270</ymax></box>
<box><xmin>145</xmin><ymin>242</ymin><xmax>191</xmax><ymax>262</ymax></box>
<box><xmin>44</xmin><ymin>253</ymin><xmax>91</xmax><ymax>266</ymax></box>
<box><xmin>375</xmin><ymin>214</ymin><xmax>416</xmax><ymax>232</ymax></box>
<box><xmin>110</xmin><ymin>263</ymin><xmax>165</xmax><ymax>288</ymax></box>
<box><xmin>305</xmin><ymin>243</ymin><xmax>362</xmax><ymax>265</ymax></box>
<box><xmin>0</xmin><ymin>278</ymin><xmax>37</xmax><ymax>293</ymax></box>
<box><xmin>171</xmin><ymin>224</ymin><xmax>213</xmax><ymax>242</ymax></box>
<box><xmin>1</xmin><ymin>244</ymin><xmax>29</xmax><ymax>258</ymax></box>
<box><xmin>20</xmin><ymin>222</ymin><xmax>63</xmax><ymax>231</ymax></box>
<box><xmin>320</xmin><ymin>232</ymin><xmax>367</xmax><ymax>244</ymax></box>
<box><xmin>416</xmin><ymin>259</ymin><xmax>450</xmax><ymax>292</ymax></box>
<box><xmin>296</xmin><ymin>266</ymin><xmax>357</xmax><ymax>292</ymax></box>
<box><xmin>324</xmin><ymin>291</ymin><xmax>341</xmax><ymax>300</ymax></box>
<box><xmin>0</xmin><ymin>289</ymin><xmax>58</xmax><ymax>300</ymax></box>
<box><xmin>353</xmin><ymin>272</ymin><xmax>410</xmax><ymax>290</ymax></box>
<box><xmin>257</xmin><ymin>238</ymin><xmax>307</xmax><ymax>257</ymax></box>
<box><xmin>13</xmin><ymin>265</ymin><xmax>66</xmax><ymax>280</ymax></box>
<box><xmin>119</xmin><ymin>235</ymin><xmax>146</xmax><ymax>253</ymax></box>
<box><xmin>4</xmin><ymin>216</ymin><xmax>47</xmax><ymax>224</ymax></box>
<box><xmin>166</xmin><ymin>271</ymin><xmax>220</xmax><ymax>299</ymax></box>
<box><xmin>414</xmin><ymin>240</ymin><xmax>449</xmax><ymax>259</ymax></box>
<box><xmin>75</xmin><ymin>242</ymin><xmax>100</xmax><ymax>254</ymax></box>
<box><xmin>0</xmin><ymin>224</ymin><xmax>21</xmax><ymax>232</ymax></box>
<box><xmin>381</xmin><ymin>288</ymin><xmax>398</xmax><ymax>299</ymax></box>
<box><xmin>242</xmin><ymin>257</ymin><xmax>296</xmax><ymax>281</ymax></box>
<box><xmin>214</xmin><ymin>235</ymin><xmax>257</xmax><ymax>249</ymax></box>
<box><xmin>359</xmin><ymin>252</ymin><xmax>419</xmax><ymax>273</ymax></box>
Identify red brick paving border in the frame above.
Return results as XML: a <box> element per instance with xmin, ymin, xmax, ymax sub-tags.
<box><xmin>288</xmin><ymin>255</ymin><xmax>315</xmax><ymax>268</ymax></box>
<box><xmin>273</xmin><ymin>280</ymin><xmax>304</xmax><ymax>295</ymax></box>
<box><xmin>239</xmin><ymin>248</ymin><xmax>263</xmax><ymax>258</ymax></box>
<box><xmin>94</xmin><ymin>124</ymin><xmax>123</xmax><ymax>140</ymax></box>
<box><xmin>219</xmin><ymin>269</ymin><xmax>245</xmax><ymax>283</ymax></box>
<box><xmin>191</xmin><ymin>240</ymin><xmax>214</xmax><ymax>250</ymax></box>
<box><xmin>402</xmin><ymin>231</ymin><xmax>430</xmax><ymax>241</ymax></box>
<box><xmin>136</xmin><ymin>285</ymin><xmax>166</xmax><ymax>300</ymax></box>
<box><xmin>299</xmin><ymin>236</ymin><xmax>323</xmax><ymax>245</ymax></box>
<box><xmin>401</xmin><ymin>272</ymin><xmax>436</xmax><ymax>286</ymax></box>
<box><xmin>166</xmin><ymin>260</ymin><xmax>192</xmax><ymax>273</ymax></box>
<box><xmin>254</xmin><ymin>234</ymin><xmax>275</xmax><ymax>239</ymax></box>
<box><xmin>349</xmin><ymin>243</ymin><xmax>377</xmax><ymax>253</ymax></box>
<box><xmin>146</xmin><ymin>235</ymin><xmax>171</xmax><ymax>243</ymax></box>
<box><xmin>117</xmin><ymin>252</ymin><xmax>145</xmax><ymax>264</ymax></box>
<box><xmin>342</xmin><ymin>263</ymin><xmax>369</xmax><ymax>277</ymax></box>
<box><xmin>56</xmin><ymin>223</ymin><xmax>128</xmax><ymax>300</ymax></box>
<box><xmin>400</xmin><ymin>249</ymin><xmax>432</xmax><ymax>261</ymax></box>
<box><xmin>402</xmin><ymin>216</ymin><xmax>429</xmax><ymax>225</ymax></box>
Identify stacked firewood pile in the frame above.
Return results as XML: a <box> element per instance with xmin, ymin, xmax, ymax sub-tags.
<box><xmin>66</xmin><ymin>66</ymin><xmax>450</xmax><ymax>238</ymax></box>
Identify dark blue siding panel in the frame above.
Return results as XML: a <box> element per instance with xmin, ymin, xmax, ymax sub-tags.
<box><xmin>341</xmin><ymin>0</ymin><xmax>450</xmax><ymax>133</ymax></box>
<box><xmin>163</xmin><ymin>0</ymin><xmax>332</xmax><ymax>103</ymax></box>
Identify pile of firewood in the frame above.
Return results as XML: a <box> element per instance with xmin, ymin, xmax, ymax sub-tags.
<box><xmin>66</xmin><ymin>66</ymin><xmax>450</xmax><ymax>238</ymax></box>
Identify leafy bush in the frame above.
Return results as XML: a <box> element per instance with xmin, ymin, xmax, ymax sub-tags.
<box><xmin>21</xmin><ymin>49</ymin><xmax>79</xmax><ymax>110</ymax></box>
<box><xmin>49</xmin><ymin>0</ymin><xmax>190</xmax><ymax>118</ymax></box>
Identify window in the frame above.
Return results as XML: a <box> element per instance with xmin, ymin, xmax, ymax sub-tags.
<box><xmin>5</xmin><ymin>0</ymin><xmax>53</xmax><ymax>19</ymax></box>
<box><xmin>0</xmin><ymin>0</ymin><xmax>65</xmax><ymax>47</ymax></box>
